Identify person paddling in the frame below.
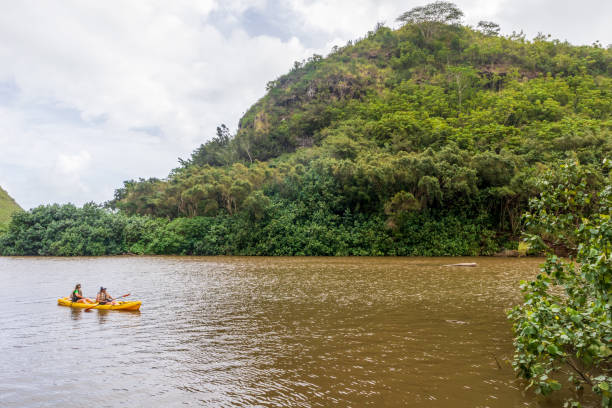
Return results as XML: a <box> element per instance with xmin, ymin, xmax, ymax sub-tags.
<box><xmin>70</xmin><ymin>283</ymin><xmax>93</xmax><ymax>304</ymax></box>
<box><xmin>96</xmin><ymin>287</ymin><xmax>118</xmax><ymax>305</ymax></box>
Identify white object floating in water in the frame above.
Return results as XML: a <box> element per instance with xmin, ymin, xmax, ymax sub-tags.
<box><xmin>444</xmin><ymin>262</ymin><xmax>478</xmax><ymax>267</ymax></box>
<box><xmin>445</xmin><ymin>319</ymin><xmax>469</xmax><ymax>325</ymax></box>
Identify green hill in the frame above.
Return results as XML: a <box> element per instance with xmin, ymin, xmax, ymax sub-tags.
<box><xmin>0</xmin><ymin>186</ymin><xmax>21</xmax><ymax>228</ymax></box>
<box><xmin>1</xmin><ymin>2</ymin><xmax>611</xmax><ymax>256</ymax></box>
<box><xmin>107</xmin><ymin>4</ymin><xmax>611</xmax><ymax>255</ymax></box>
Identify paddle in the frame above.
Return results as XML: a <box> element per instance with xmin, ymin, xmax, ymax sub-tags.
<box><xmin>84</xmin><ymin>293</ymin><xmax>131</xmax><ymax>311</ymax></box>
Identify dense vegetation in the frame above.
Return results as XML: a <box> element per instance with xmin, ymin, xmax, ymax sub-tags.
<box><xmin>0</xmin><ymin>186</ymin><xmax>21</xmax><ymax>232</ymax></box>
<box><xmin>509</xmin><ymin>160</ymin><xmax>612</xmax><ymax>407</ymax></box>
<box><xmin>1</xmin><ymin>2</ymin><xmax>611</xmax><ymax>256</ymax></box>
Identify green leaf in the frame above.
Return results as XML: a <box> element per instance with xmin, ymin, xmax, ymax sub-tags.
<box><xmin>549</xmin><ymin>380</ymin><xmax>562</xmax><ymax>391</ymax></box>
<box><xmin>547</xmin><ymin>344</ymin><xmax>561</xmax><ymax>355</ymax></box>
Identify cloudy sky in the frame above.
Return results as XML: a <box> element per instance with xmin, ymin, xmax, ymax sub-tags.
<box><xmin>1</xmin><ymin>0</ymin><xmax>610</xmax><ymax>209</ymax></box>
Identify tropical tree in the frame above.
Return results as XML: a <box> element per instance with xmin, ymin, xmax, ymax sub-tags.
<box><xmin>477</xmin><ymin>21</ymin><xmax>500</xmax><ymax>36</ymax></box>
<box><xmin>509</xmin><ymin>159</ymin><xmax>612</xmax><ymax>406</ymax></box>
<box><xmin>396</xmin><ymin>1</ymin><xmax>464</xmax><ymax>39</ymax></box>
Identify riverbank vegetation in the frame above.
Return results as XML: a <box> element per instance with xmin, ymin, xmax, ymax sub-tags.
<box><xmin>0</xmin><ymin>2</ymin><xmax>611</xmax><ymax>256</ymax></box>
<box><xmin>509</xmin><ymin>160</ymin><xmax>612</xmax><ymax>406</ymax></box>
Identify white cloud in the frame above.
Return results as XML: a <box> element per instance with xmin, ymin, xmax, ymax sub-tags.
<box><xmin>57</xmin><ymin>151</ymin><xmax>91</xmax><ymax>175</ymax></box>
<box><xmin>53</xmin><ymin>150</ymin><xmax>92</xmax><ymax>194</ymax></box>
<box><xmin>0</xmin><ymin>1</ymin><xmax>319</xmax><ymax>209</ymax></box>
<box><xmin>0</xmin><ymin>0</ymin><xmax>609</xmax><ymax>209</ymax></box>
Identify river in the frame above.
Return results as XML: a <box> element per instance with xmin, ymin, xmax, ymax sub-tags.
<box><xmin>0</xmin><ymin>256</ymin><xmax>586</xmax><ymax>407</ymax></box>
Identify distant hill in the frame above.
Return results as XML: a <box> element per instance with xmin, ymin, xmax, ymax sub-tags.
<box><xmin>0</xmin><ymin>186</ymin><xmax>21</xmax><ymax>228</ymax></box>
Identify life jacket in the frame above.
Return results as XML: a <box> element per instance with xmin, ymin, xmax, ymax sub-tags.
<box><xmin>71</xmin><ymin>289</ymin><xmax>81</xmax><ymax>302</ymax></box>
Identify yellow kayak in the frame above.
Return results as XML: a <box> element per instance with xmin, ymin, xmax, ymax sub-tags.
<box><xmin>57</xmin><ymin>297</ymin><xmax>142</xmax><ymax>311</ymax></box>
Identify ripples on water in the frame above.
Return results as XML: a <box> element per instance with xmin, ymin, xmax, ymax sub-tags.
<box><xmin>0</xmin><ymin>256</ymin><xmax>587</xmax><ymax>407</ymax></box>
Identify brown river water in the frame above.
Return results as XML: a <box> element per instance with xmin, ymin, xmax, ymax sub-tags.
<box><xmin>0</xmin><ymin>256</ymin><xmax>594</xmax><ymax>407</ymax></box>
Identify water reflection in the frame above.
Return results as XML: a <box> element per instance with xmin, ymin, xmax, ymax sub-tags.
<box><xmin>70</xmin><ymin>308</ymin><xmax>82</xmax><ymax>320</ymax></box>
<box><xmin>97</xmin><ymin>310</ymin><xmax>110</xmax><ymax>324</ymax></box>
<box><xmin>92</xmin><ymin>309</ymin><xmax>141</xmax><ymax>325</ymax></box>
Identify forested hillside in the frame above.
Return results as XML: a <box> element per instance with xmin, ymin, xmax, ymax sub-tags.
<box><xmin>0</xmin><ymin>186</ymin><xmax>21</xmax><ymax>230</ymax></box>
<box><xmin>1</xmin><ymin>2</ymin><xmax>611</xmax><ymax>256</ymax></box>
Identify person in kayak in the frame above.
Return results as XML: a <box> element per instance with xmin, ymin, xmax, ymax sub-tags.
<box><xmin>70</xmin><ymin>283</ymin><xmax>93</xmax><ymax>304</ymax></box>
<box><xmin>96</xmin><ymin>287</ymin><xmax>118</xmax><ymax>305</ymax></box>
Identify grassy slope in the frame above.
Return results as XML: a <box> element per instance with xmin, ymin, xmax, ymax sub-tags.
<box><xmin>0</xmin><ymin>186</ymin><xmax>21</xmax><ymax>227</ymax></box>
